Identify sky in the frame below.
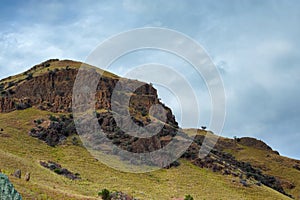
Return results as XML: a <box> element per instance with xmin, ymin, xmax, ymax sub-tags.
<box><xmin>0</xmin><ymin>0</ymin><xmax>300</xmax><ymax>159</ymax></box>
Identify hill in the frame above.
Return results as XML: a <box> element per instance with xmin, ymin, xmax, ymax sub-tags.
<box><xmin>0</xmin><ymin>59</ymin><xmax>299</xmax><ymax>199</ymax></box>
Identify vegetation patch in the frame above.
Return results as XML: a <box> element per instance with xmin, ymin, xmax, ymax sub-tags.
<box><xmin>40</xmin><ymin>161</ymin><xmax>81</xmax><ymax>180</ymax></box>
<box><xmin>29</xmin><ymin>114</ymin><xmax>76</xmax><ymax>146</ymax></box>
<box><xmin>98</xmin><ymin>188</ymin><xmax>138</xmax><ymax>200</ymax></box>
<box><xmin>182</xmin><ymin>134</ymin><xmax>293</xmax><ymax>198</ymax></box>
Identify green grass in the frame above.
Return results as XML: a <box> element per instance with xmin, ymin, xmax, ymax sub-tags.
<box><xmin>0</xmin><ymin>109</ymin><xmax>293</xmax><ymax>199</ymax></box>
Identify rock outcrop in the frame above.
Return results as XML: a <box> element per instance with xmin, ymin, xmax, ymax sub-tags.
<box><xmin>0</xmin><ymin>60</ymin><xmax>176</xmax><ymax>123</ymax></box>
<box><xmin>1</xmin><ymin>59</ymin><xmax>179</xmax><ymax>165</ymax></box>
<box><xmin>40</xmin><ymin>161</ymin><xmax>81</xmax><ymax>180</ymax></box>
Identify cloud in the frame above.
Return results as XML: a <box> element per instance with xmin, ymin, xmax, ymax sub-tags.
<box><xmin>0</xmin><ymin>0</ymin><xmax>300</xmax><ymax>159</ymax></box>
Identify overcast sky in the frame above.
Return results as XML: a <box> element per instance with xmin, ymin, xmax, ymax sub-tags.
<box><xmin>1</xmin><ymin>0</ymin><xmax>299</xmax><ymax>159</ymax></box>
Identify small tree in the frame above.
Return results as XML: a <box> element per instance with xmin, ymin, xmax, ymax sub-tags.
<box><xmin>98</xmin><ymin>189</ymin><xmax>110</xmax><ymax>200</ymax></box>
<box><xmin>201</xmin><ymin>126</ymin><xmax>207</xmax><ymax>130</ymax></box>
<box><xmin>184</xmin><ymin>194</ymin><xmax>194</xmax><ymax>200</ymax></box>
<box><xmin>234</xmin><ymin>136</ymin><xmax>241</xmax><ymax>142</ymax></box>
<box><xmin>49</xmin><ymin>115</ymin><xmax>58</xmax><ymax>122</ymax></box>
<box><xmin>7</xmin><ymin>81</ymin><xmax>15</xmax><ymax>88</ymax></box>
<box><xmin>0</xmin><ymin>83</ymin><xmax>4</xmax><ymax>91</ymax></box>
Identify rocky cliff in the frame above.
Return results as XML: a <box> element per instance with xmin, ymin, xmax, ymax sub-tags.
<box><xmin>0</xmin><ymin>59</ymin><xmax>171</xmax><ymax>115</ymax></box>
<box><xmin>0</xmin><ymin>59</ymin><xmax>176</xmax><ymax>125</ymax></box>
<box><xmin>1</xmin><ymin>59</ymin><xmax>179</xmax><ymax>160</ymax></box>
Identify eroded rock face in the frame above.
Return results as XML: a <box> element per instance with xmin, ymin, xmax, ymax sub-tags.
<box><xmin>3</xmin><ymin>60</ymin><xmax>179</xmax><ymax>162</ymax></box>
<box><xmin>0</xmin><ymin>60</ymin><xmax>178</xmax><ymax>131</ymax></box>
<box><xmin>29</xmin><ymin>115</ymin><xmax>76</xmax><ymax>147</ymax></box>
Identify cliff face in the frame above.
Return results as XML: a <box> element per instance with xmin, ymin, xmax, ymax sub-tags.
<box><xmin>0</xmin><ymin>59</ymin><xmax>178</xmax><ymax>157</ymax></box>
<box><xmin>0</xmin><ymin>68</ymin><xmax>77</xmax><ymax>112</ymax></box>
<box><xmin>0</xmin><ymin>60</ymin><xmax>176</xmax><ymax>123</ymax></box>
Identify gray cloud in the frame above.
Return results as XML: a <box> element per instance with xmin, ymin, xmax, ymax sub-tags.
<box><xmin>0</xmin><ymin>0</ymin><xmax>299</xmax><ymax>159</ymax></box>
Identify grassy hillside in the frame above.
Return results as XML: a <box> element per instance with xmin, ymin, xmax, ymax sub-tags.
<box><xmin>223</xmin><ymin>142</ymin><xmax>300</xmax><ymax>199</ymax></box>
<box><xmin>184</xmin><ymin>128</ymin><xmax>300</xmax><ymax>199</ymax></box>
<box><xmin>0</xmin><ymin>109</ymin><xmax>293</xmax><ymax>199</ymax></box>
<box><xmin>0</xmin><ymin>59</ymin><xmax>298</xmax><ymax>199</ymax></box>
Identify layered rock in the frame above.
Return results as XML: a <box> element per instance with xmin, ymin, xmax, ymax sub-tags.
<box><xmin>0</xmin><ymin>60</ymin><xmax>177</xmax><ymax>130</ymax></box>
<box><xmin>4</xmin><ymin>60</ymin><xmax>179</xmax><ymax>163</ymax></box>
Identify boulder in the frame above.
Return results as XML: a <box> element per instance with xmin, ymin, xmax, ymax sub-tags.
<box><xmin>13</xmin><ymin>169</ymin><xmax>21</xmax><ymax>179</ymax></box>
<box><xmin>24</xmin><ymin>172</ymin><xmax>30</xmax><ymax>182</ymax></box>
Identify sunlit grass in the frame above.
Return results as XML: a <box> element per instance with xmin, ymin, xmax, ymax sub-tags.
<box><xmin>0</xmin><ymin>109</ymin><xmax>293</xmax><ymax>199</ymax></box>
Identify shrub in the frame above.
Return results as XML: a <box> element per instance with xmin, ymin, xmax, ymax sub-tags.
<box><xmin>7</xmin><ymin>81</ymin><xmax>15</xmax><ymax>88</ymax></box>
<box><xmin>35</xmin><ymin>119</ymin><xmax>43</xmax><ymax>125</ymax></box>
<box><xmin>98</xmin><ymin>189</ymin><xmax>110</xmax><ymax>200</ymax></box>
<box><xmin>112</xmin><ymin>138</ymin><xmax>121</xmax><ymax>145</ymax></box>
<box><xmin>141</xmin><ymin>108</ymin><xmax>148</xmax><ymax>116</ymax></box>
<box><xmin>234</xmin><ymin>136</ymin><xmax>241</xmax><ymax>142</ymax></box>
<box><xmin>72</xmin><ymin>137</ymin><xmax>79</xmax><ymax>146</ymax></box>
<box><xmin>184</xmin><ymin>194</ymin><xmax>194</xmax><ymax>200</ymax></box>
<box><xmin>0</xmin><ymin>91</ymin><xmax>7</xmax><ymax>96</ymax></box>
<box><xmin>54</xmin><ymin>168</ymin><xmax>62</xmax><ymax>174</ymax></box>
<box><xmin>0</xmin><ymin>83</ymin><xmax>4</xmax><ymax>91</ymax></box>
<box><xmin>26</xmin><ymin>73</ymin><xmax>33</xmax><ymax>80</ymax></box>
<box><xmin>56</xmin><ymin>90</ymin><xmax>64</xmax><ymax>96</ymax></box>
<box><xmin>48</xmin><ymin>70</ymin><xmax>56</xmax><ymax>76</ymax></box>
<box><xmin>293</xmin><ymin>164</ymin><xmax>300</xmax><ymax>171</ymax></box>
<box><xmin>15</xmin><ymin>102</ymin><xmax>30</xmax><ymax>110</ymax></box>
<box><xmin>169</xmin><ymin>160</ymin><xmax>180</xmax><ymax>168</ymax></box>
<box><xmin>240</xmin><ymin>179</ymin><xmax>249</xmax><ymax>187</ymax></box>
<box><xmin>49</xmin><ymin>115</ymin><xmax>58</xmax><ymax>122</ymax></box>
<box><xmin>8</xmin><ymin>89</ymin><xmax>15</xmax><ymax>95</ymax></box>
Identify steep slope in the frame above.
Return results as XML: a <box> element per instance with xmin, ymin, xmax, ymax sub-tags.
<box><xmin>0</xmin><ymin>59</ymin><xmax>299</xmax><ymax>199</ymax></box>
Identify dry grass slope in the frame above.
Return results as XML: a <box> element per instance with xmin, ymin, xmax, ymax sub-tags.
<box><xmin>224</xmin><ymin>144</ymin><xmax>300</xmax><ymax>199</ymax></box>
<box><xmin>0</xmin><ymin>109</ymin><xmax>293</xmax><ymax>200</ymax></box>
